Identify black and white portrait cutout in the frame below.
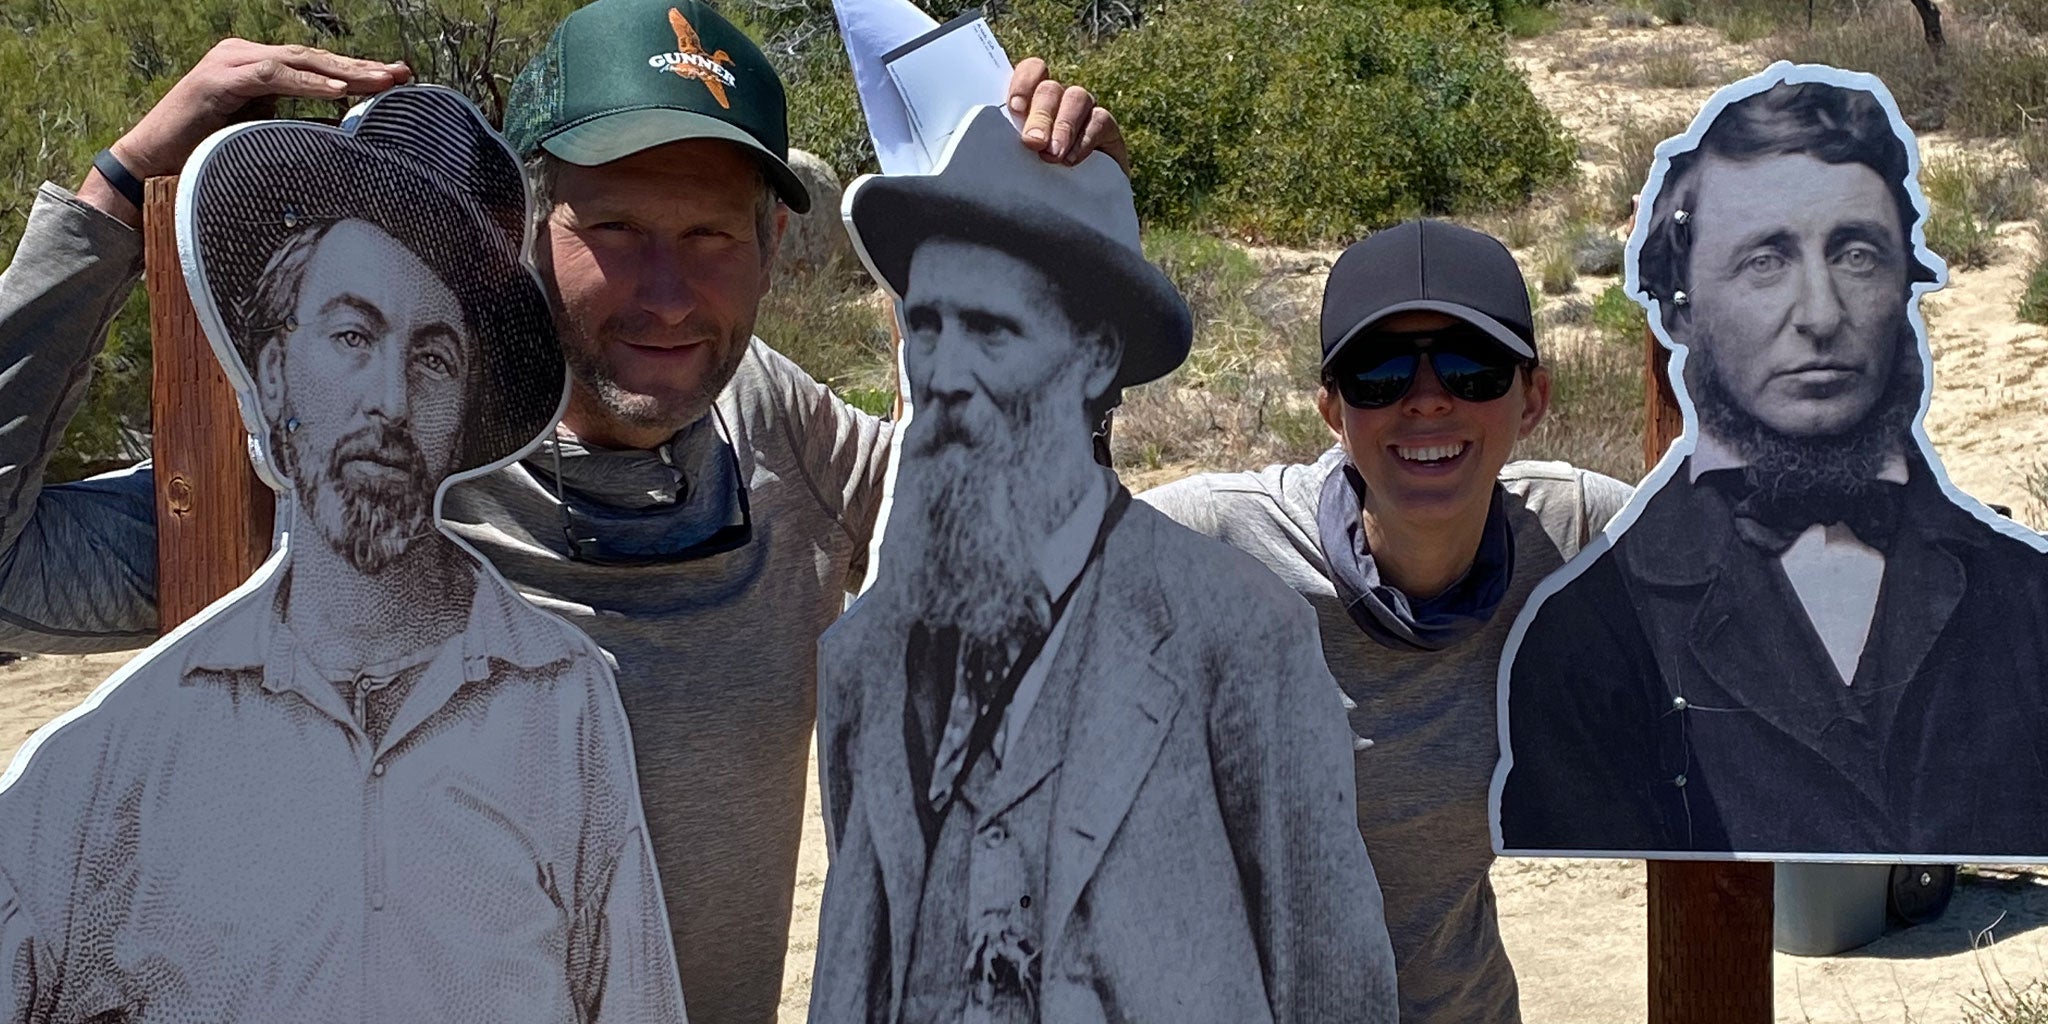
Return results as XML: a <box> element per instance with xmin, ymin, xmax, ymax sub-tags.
<box><xmin>0</xmin><ymin>87</ymin><xmax>688</xmax><ymax>1022</ymax></box>
<box><xmin>809</xmin><ymin>104</ymin><xmax>1398</xmax><ymax>1023</ymax></box>
<box><xmin>1493</xmin><ymin>62</ymin><xmax>2048</xmax><ymax>861</ymax></box>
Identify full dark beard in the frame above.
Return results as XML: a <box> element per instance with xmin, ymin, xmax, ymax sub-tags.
<box><xmin>293</xmin><ymin>423</ymin><xmax>434</xmax><ymax>575</ymax></box>
<box><xmin>1688</xmin><ymin>321</ymin><xmax>1923</xmax><ymax>503</ymax></box>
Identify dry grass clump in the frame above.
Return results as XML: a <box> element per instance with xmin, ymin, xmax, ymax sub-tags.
<box><xmin>1521</xmin><ymin>298</ymin><xmax>1650</xmax><ymax>483</ymax></box>
<box><xmin>755</xmin><ymin>268</ymin><xmax>898</xmax><ymax>417</ymax></box>
<box><xmin>1776</xmin><ymin>4</ymin><xmax>2048</xmax><ymax>138</ymax></box>
<box><xmin>1602</xmin><ymin>116</ymin><xmax>1692</xmax><ymax>223</ymax></box>
<box><xmin>1113</xmin><ymin>230</ymin><xmax>1331</xmax><ymax>474</ymax></box>
<box><xmin>1637</xmin><ymin>42</ymin><xmax>1706</xmax><ymax>88</ymax></box>
<box><xmin>2023</xmin><ymin>457</ymin><xmax>2048</xmax><ymax>529</ymax></box>
<box><xmin>1964</xmin><ymin>977</ymin><xmax>2048</xmax><ymax>1024</ymax></box>
<box><xmin>1920</xmin><ymin>156</ymin><xmax>2040</xmax><ymax>271</ymax></box>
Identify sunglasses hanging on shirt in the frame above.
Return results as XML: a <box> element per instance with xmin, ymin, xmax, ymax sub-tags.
<box><xmin>1325</xmin><ymin>324</ymin><xmax>1529</xmax><ymax>409</ymax></box>
<box><xmin>553</xmin><ymin>406</ymin><xmax>754</xmax><ymax>567</ymax></box>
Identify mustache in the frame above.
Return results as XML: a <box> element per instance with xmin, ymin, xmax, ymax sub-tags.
<box><xmin>597</xmin><ymin>311</ymin><xmax>722</xmax><ymax>349</ymax></box>
<box><xmin>328</xmin><ymin>423</ymin><xmax>428</xmax><ymax>485</ymax></box>
<box><xmin>911</xmin><ymin>410</ymin><xmax>981</xmax><ymax>453</ymax></box>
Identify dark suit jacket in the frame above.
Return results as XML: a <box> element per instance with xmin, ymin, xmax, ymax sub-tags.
<box><xmin>1500</xmin><ymin>455</ymin><xmax>2048</xmax><ymax>857</ymax></box>
<box><xmin>810</xmin><ymin>498</ymin><xmax>1397</xmax><ymax>1024</ymax></box>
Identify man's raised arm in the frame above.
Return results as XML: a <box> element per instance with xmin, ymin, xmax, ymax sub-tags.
<box><xmin>0</xmin><ymin>41</ymin><xmax>408</xmax><ymax>654</ymax></box>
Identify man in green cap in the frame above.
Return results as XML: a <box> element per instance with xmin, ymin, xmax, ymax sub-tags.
<box><xmin>0</xmin><ymin>3</ymin><xmax>1126</xmax><ymax>1021</ymax></box>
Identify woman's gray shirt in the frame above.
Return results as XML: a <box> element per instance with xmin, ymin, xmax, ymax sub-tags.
<box><xmin>1141</xmin><ymin>449</ymin><xmax>1630</xmax><ymax>1024</ymax></box>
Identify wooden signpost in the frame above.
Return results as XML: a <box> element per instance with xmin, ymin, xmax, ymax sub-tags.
<box><xmin>1642</xmin><ymin>329</ymin><xmax>1775</xmax><ymax>1024</ymax></box>
<box><xmin>144</xmin><ymin>176</ymin><xmax>273</xmax><ymax>633</ymax></box>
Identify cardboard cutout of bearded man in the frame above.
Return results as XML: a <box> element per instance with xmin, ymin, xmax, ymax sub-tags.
<box><xmin>1494</xmin><ymin>62</ymin><xmax>2048</xmax><ymax>861</ymax></box>
<box><xmin>0</xmin><ymin>86</ymin><xmax>687</xmax><ymax>1023</ymax></box>
<box><xmin>808</xmin><ymin>104</ymin><xmax>1398</xmax><ymax>1024</ymax></box>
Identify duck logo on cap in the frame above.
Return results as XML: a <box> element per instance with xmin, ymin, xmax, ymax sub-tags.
<box><xmin>647</xmin><ymin>7</ymin><xmax>737</xmax><ymax>108</ymax></box>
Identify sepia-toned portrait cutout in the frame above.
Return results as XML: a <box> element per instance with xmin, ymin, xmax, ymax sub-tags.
<box><xmin>1493</xmin><ymin>62</ymin><xmax>2048</xmax><ymax>861</ymax></box>
<box><xmin>0</xmin><ymin>86</ymin><xmax>687</xmax><ymax>1022</ymax></box>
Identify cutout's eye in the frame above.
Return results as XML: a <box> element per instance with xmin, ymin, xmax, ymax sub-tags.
<box><xmin>335</xmin><ymin>328</ymin><xmax>374</xmax><ymax>349</ymax></box>
<box><xmin>1835</xmin><ymin>245</ymin><xmax>1881</xmax><ymax>274</ymax></box>
<box><xmin>1741</xmin><ymin>252</ymin><xmax>1786</xmax><ymax>276</ymax></box>
<box><xmin>904</xmin><ymin>306</ymin><xmax>941</xmax><ymax>335</ymax></box>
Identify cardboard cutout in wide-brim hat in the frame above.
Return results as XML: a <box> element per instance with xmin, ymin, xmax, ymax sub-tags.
<box><xmin>843</xmin><ymin>105</ymin><xmax>1192</xmax><ymax>391</ymax></box>
<box><xmin>179</xmin><ymin>86</ymin><xmax>564</xmax><ymax>480</ymax></box>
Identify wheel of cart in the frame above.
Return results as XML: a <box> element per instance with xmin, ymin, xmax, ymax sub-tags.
<box><xmin>1887</xmin><ymin>864</ymin><xmax>1958</xmax><ymax>926</ymax></box>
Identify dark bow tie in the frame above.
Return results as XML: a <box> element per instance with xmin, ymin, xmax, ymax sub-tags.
<box><xmin>1699</xmin><ymin>469</ymin><xmax>1905</xmax><ymax>555</ymax></box>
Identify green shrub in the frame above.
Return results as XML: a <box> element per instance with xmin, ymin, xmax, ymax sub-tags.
<box><xmin>781</xmin><ymin>41</ymin><xmax>873</xmax><ymax>183</ymax></box>
<box><xmin>1502</xmin><ymin>4</ymin><xmax>1561</xmax><ymax>38</ymax></box>
<box><xmin>1591</xmin><ymin>283</ymin><xmax>1645</xmax><ymax>347</ymax></box>
<box><xmin>2019</xmin><ymin>221</ymin><xmax>2048</xmax><ymax>324</ymax></box>
<box><xmin>1078</xmin><ymin>0</ymin><xmax>1578</xmax><ymax>244</ymax></box>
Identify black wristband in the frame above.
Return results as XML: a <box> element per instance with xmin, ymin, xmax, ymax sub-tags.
<box><xmin>92</xmin><ymin>148</ymin><xmax>147</xmax><ymax>210</ymax></box>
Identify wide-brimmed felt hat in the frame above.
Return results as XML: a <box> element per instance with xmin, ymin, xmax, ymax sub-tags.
<box><xmin>180</xmin><ymin>86</ymin><xmax>563</xmax><ymax>478</ymax></box>
<box><xmin>844</xmin><ymin>105</ymin><xmax>1191</xmax><ymax>391</ymax></box>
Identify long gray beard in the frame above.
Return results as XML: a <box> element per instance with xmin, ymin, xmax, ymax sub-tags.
<box><xmin>1687</xmin><ymin>321</ymin><xmax>1922</xmax><ymax>502</ymax></box>
<box><xmin>880</xmin><ymin>399</ymin><xmax>1085</xmax><ymax>645</ymax></box>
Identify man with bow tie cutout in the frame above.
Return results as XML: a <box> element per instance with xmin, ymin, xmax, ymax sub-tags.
<box><xmin>1496</xmin><ymin>63</ymin><xmax>2048</xmax><ymax>860</ymax></box>
<box><xmin>809</xmin><ymin>104</ymin><xmax>1397</xmax><ymax>1024</ymax></box>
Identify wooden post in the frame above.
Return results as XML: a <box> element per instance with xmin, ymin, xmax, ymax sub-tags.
<box><xmin>1642</xmin><ymin>325</ymin><xmax>1775</xmax><ymax>1023</ymax></box>
<box><xmin>144</xmin><ymin>176</ymin><xmax>274</xmax><ymax>633</ymax></box>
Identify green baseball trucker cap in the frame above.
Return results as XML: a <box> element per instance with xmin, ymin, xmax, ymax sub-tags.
<box><xmin>505</xmin><ymin>0</ymin><xmax>812</xmax><ymax>213</ymax></box>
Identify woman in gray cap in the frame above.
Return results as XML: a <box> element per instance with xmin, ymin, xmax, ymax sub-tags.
<box><xmin>1142</xmin><ymin>219</ymin><xmax>1633</xmax><ymax>1024</ymax></box>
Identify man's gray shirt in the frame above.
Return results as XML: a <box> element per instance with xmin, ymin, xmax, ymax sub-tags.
<box><xmin>0</xmin><ymin>183</ymin><xmax>894</xmax><ymax>1024</ymax></box>
<box><xmin>1141</xmin><ymin>450</ymin><xmax>1630</xmax><ymax>1024</ymax></box>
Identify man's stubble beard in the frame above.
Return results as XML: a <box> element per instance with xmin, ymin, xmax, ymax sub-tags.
<box><xmin>558</xmin><ymin>309</ymin><xmax>754</xmax><ymax>438</ymax></box>
<box><xmin>881</xmin><ymin>387</ymin><xmax>1094</xmax><ymax>646</ymax></box>
<box><xmin>1687</xmin><ymin>317</ymin><xmax>1922</xmax><ymax>502</ymax></box>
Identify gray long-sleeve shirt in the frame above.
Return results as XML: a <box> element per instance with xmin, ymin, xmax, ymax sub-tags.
<box><xmin>1141</xmin><ymin>450</ymin><xmax>1631</xmax><ymax>1024</ymax></box>
<box><xmin>0</xmin><ymin>182</ymin><xmax>895</xmax><ymax>1024</ymax></box>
